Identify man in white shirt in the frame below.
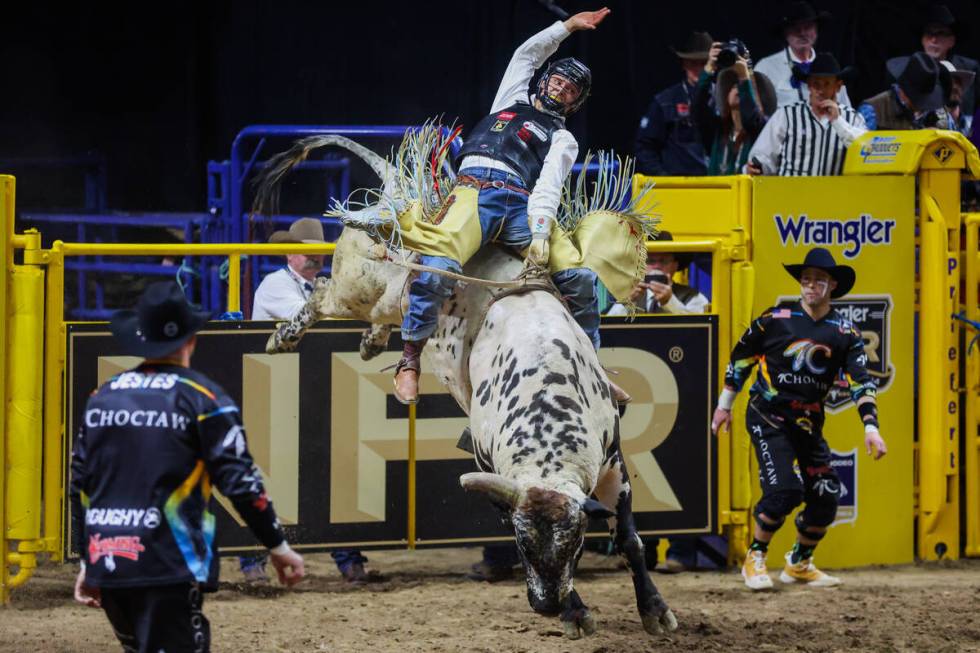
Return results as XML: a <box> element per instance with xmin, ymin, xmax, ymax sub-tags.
<box><xmin>392</xmin><ymin>7</ymin><xmax>622</xmax><ymax>405</ymax></box>
<box><xmin>252</xmin><ymin>218</ymin><xmax>326</xmax><ymax>321</ymax></box>
<box><xmin>753</xmin><ymin>1</ymin><xmax>851</xmax><ymax>109</ymax></box>
<box><xmin>607</xmin><ymin>232</ymin><xmax>708</xmax><ymax>315</ymax></box>
<box><xmin>746</xmin><ymin>53</ymin><xmax>866</xmax><ymax>177</ymax></box>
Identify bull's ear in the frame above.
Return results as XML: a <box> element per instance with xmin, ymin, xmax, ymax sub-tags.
<box><xmin>582</xmin><ymin>498</ymin><xmax>615</xmax><ymax>520</ymax></box>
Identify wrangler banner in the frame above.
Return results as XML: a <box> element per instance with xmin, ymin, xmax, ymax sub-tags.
<box><xmin>749</xmin><ymin>175</ymin><xmax>915</xmax><ymax>567</ymax></box>
<box><xmin>65</xmin><ymin>315</ymin><xmax>717</xmax><ymax>555</ymax></box>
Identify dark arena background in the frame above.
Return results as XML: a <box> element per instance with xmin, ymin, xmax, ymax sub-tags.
<box><xmin>3</xmin><ymin>1</ymin><xmax>980</xmax><ymax>651</ymax></box>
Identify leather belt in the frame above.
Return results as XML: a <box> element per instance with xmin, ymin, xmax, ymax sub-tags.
<box><xmin>457</xmin><ymin>174</ymin><xmax>529</xmax><ymax>196</ymax></box>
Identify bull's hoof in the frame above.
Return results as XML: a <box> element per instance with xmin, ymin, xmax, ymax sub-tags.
<box><xmin>560</xmin><ymin>609</ymin><xmax>597</xmax><ymax>639</ymax></box>
<box><xmin>265</xmin><ymin>325</ymin><xmax>299</xmax><ymax>354</ymax></box>
<box><xmin>641</xmin><ymin>607</ymin><xmax>678</xmax><ymax>635</ymax></box>
<box><xmin>359</xmin><ymin>337</ymin><xmax>386</xmax><ymax>361</ymax></box>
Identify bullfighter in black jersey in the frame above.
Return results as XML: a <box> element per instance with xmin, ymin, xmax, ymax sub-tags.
<box><xmin>711</xmin><ymin>247</ymin><xmax>887</xmax><ymax>590</ymax></box>
<box><xmin>70</xmin><ymin>281</ymin><xmax>304</xmax><ymax>652</ymax></box>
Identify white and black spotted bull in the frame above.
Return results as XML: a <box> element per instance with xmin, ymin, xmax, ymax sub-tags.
<box><xmin>461</xmin><ymin>288</ymin><xmax>677</xmax><ymax>638</ymax></box>
<box><xmin>253</xmin><ymin>132</ymin><xmax>677</xmax><ymax>638</ymax></box>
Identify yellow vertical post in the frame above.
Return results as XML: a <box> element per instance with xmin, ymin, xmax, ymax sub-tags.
<box><xmin>711</xmin><ymin>244</ymin><xmax>731</xmax><ymax>536</ymax></box>
<box><xmin>0</xmin><ymin>175</ymin><xmax>12</xmax><ymax>603</ymax></box>
<box><xmin>227</xmin><ymin>253</ymin><xmax>241</xmax><ymax>313</ymax></box>
<box><xmin>964</xmin><ymin>216</ymin><xmax>980</xmax><ymax>557</ymax></box>
<box><xmin>43</xmin><ymin>243</ymin><xmax>66</xmax><ymax>558</ymax></box>
<box><xmin>917</xmin><ymin>162</ymin><xmax>962</xmax><ymax>560</ymax></box>
<box><xmin>407</xmin><ymin>403</ymin><xmax>417</xmax><ymax>550</ymax></box>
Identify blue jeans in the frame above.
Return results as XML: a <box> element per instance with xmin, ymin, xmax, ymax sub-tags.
<box><xmin>331</xmin><ymin>548</ymin><xmax>367</xmax><ymax>573</ymax></box>
<box><xmin>401</xmin><ymin>167</ymin><xmax>600</xmax><ymax>349</ymax></box>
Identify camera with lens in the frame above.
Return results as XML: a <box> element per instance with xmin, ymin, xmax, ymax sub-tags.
<box><xmin>716</xmin><ymin>38</ymin><xmax>749</xmax><ymax>70</ymax></box>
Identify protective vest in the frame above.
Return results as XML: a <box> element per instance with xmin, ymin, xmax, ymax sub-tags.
<box><xmin>456</xmin><ymin>103</ymin><xmax>565</xmax><ymax>185</ymax></box>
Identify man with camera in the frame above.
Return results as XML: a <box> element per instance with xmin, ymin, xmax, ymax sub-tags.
<box><xmin>634</xmin><ymin>31</ymin><xmax>712</xmax><ymax>176</ymax></box>
<box><xmin>607</xmin><ymin>232</ymin><xmax>708</xmax><ymax>316</ymax></box>
<box><xmin>754</xmin><ymin>1</ymin><xmax>851</xmax><ymax>109</ymax></box>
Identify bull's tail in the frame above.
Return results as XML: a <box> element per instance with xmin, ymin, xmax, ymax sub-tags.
<box><xmin>250</xmin><ymin>134</ymin><xmax>396</xmax><ymax>219</ymax></box>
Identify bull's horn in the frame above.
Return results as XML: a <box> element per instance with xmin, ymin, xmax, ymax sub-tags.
<box><xmin>459</xmin><ymin>472</ymin><xmax>522</xmax><ymax>508</ymax></box>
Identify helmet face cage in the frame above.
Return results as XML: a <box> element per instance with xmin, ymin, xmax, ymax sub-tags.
<box><xmin>536</xmin><ymin>58</ymin><xmax>592</xmax><ymax>116</ymax></box>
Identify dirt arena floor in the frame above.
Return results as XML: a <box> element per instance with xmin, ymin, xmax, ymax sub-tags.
<box><xmin>4</xmin><ymin>548</ymin><xmax>980</xmax><ymax>652</ymax></box>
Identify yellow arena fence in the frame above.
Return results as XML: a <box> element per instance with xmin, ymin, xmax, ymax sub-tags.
<box><xmin>2</xmin><ymin>130</ymin><xmax>979</xmax><ymax>602</ymax></box>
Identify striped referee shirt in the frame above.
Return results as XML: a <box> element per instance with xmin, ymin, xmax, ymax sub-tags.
<box><xmin>747</xmin><ymin>101</ymin><xmax>867</xmax><ymax>176</ymax></box>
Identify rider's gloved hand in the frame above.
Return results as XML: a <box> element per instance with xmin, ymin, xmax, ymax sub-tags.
<box><xmin>527</xmin><ymin>233</ymin><xmax>550</xmax><ymax>266</ymax></box>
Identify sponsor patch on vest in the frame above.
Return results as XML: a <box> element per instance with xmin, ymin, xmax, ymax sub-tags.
<box><xmin>89</xmin><ymin>534</ymin><xmax>146</xmax><ymax>572</ymax></box>
<box><xmin>860</xmin><ymin>135</ymin><xmax>901</xmax><ymax>164</ymax></box>
<box><xmin>675</xmin><ymin>102</ymin><xmax>689</xmax><ymax>116</ymax></box>
<box><xmin>774</xmin><ymin>213</ymin><xmax>896</xmax><ymax>259</ymax></box>
<box><xmin>491</xmin><ymin>111</ymin><xmax>516</xmax><ymax>133</ymax></box>
<box><xmin>829</xmin><ymin>448</ymin><xmax>857</xmax><ymax>525</ymax></box>
<box><xmin>521</xmin><ymin>121</ymin><xmax>548</xmax><ymax>141</ymax></box>
<box><xmin>85</xmin><ymin>408</ymin><xmax>190</xmax><ymax>431</ymax></box>
<box><xmin>86</xmin><ymin>507</ymin><xmax>161</xmax><ymax>528</ymax></box>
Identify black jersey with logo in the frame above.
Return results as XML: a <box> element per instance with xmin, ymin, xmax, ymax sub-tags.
<box><xmin>455</xmin><ymin>102</ymin><xmax>565</xmax><ymax>185</ymax></box>
<box><xmin>724</xmin><ymin>301</ymin><xmax>876</xmax><ymax>412</ymax></box>
<box><xmin>69</xmin><ymin>362</ymin><xmax>284</xmax><ymax>588</ymax></box>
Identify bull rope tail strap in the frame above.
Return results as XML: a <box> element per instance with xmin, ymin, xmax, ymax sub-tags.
<box><xmin>390</xmin><ymin>257</ymin><xmax>531</xmax><ymax>289</ymax></box>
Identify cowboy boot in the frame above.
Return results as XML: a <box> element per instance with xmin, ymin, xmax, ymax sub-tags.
<box><xmin>393</xmin><ymin>339</ymin><xmax>426</xmax><ymax>405</ymax></box>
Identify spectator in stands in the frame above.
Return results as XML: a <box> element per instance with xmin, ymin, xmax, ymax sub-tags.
<box><xmin>251</xmin><ymin>218</ymin><xmax>381</xmax><ymax>585</ymax></box>
<box><xmin>607</xmin><ymin>231</ymin><xmax>709</xmax><ymax>573</ymax></box>
<box><xmin>634</xmin><ymin>31</ymin><xmax>712</xmax><ymax>176</ymax></box>
<box><xmin>858</xmin><ymin>53</ymin><xmax>951</xmax><ymax>131</ymax></box>
<box><xmin>754</xmin><ymin>2</ymin><xmax>851</xmax><ymax>109</ymax></box>
<box><xmin>251</xmin><ymin>218</ymin><xmax>327</xmax><ymax>321</ymax></box>
<box><xmin>886</xmin><ymin>4</ymin><xmax>978</xmax><ymax>118</ymax></box>
<box><xmin>940</xmin><ymin>60</ymin><xmax>975</xmax><ymax>136</ymax></box>
<box><xmin>746</xmin><ymin>53</ymin><xmax>866</xmax><ymax>177</ymax></box>
<box><xmin>607</xmin><ymin>232</ymin><xmax>707</xmax><ymax>315</ymax></box>
<box><xmin>693</xmin><ymin>42</ymin><xmax>776</xmax><ymax>175</ymax></box>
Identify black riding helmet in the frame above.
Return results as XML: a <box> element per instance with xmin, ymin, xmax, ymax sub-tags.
<box><xmin>536</xmin><ymin>57</ymin><xmax>592</xmax><ymax>116</ymax></box>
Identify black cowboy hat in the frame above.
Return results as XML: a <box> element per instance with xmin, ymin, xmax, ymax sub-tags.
<box><xmin>783</xmin><ymin>247</ymin><xmax>855</xmax><ymax>298</ymax></box>
<box><xmin>921</xmin><ymin>4</ymin><xmax>968</xmax><ymax>40</ymax></box>
<box><xmin>791</xmin><ymin>52</ymin><xmax>857</xmax><ymax>85</ymax></box>
<box><xmin>714</xmin><ymin>69</ymin><xmax>778</xmax><ymax>117</ymax></box>
<box><xmin>670</xmin><ymin>31</ymin><xmax>714</xmax><ymax>60</ymax></box>
<box><xmin>650</xmin><ymin>231</ymin><xmax>693</xmax><ymax>267</ymax></box>
<box><xmin>110</xmin><ymin>280</ymin><xmax>212</xmax><ymax>358</ymax></box>
<box><xmin>772</xmin><ymin>1</ymin><xmax>832</xmax><ymax>38</ymax></box>
<box><xmin>886</xmin><ymin>52</ymin><xmax>948</xmax><ymax>114</ymax></box>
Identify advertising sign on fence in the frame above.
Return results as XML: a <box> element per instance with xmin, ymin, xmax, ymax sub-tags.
<box><xmin>751</xmin><ymin>175</ymin><xmax>915</xmax><ymax>567</ymax></box>
<box><xmin>65</xmin><ymin>315</ymin><xmax>716</xmax><ymax>555</ymax></box>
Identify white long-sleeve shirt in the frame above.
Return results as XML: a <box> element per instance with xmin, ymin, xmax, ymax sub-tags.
<box><xmin>252</xmin><ymin>266</ymin><xmax>314</xmax><ymax>320</ymax></box>
<box><xmin>746</xmin><ymin>102</ymin><xmax>867</xmax><ymax>176</ymax></box>
<box><xmin>460</xmin><ymin>20</ymin><xmax>578</xmax><ymax>227</ymax></box>
<box><xmin>754</xmin><ymin>47</ymin><xmax>852</xmax><ymax>109</ymax></box>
